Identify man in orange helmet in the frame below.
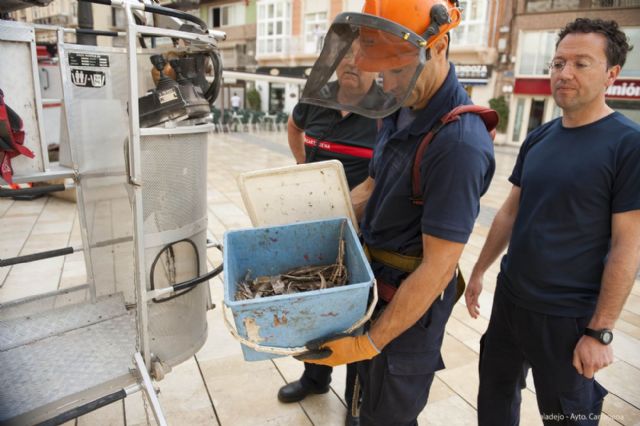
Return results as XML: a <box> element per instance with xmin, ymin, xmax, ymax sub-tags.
<box><xmin>298</xmin><ymin>1</ymin><xmax>496</xmax><ymax>424</ymax></box>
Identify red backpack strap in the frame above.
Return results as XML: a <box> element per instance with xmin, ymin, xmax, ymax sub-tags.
<box><xmin>411</xmin><ymin>105</ymin><xmax>498</xmax><ymax>205</ymax></box>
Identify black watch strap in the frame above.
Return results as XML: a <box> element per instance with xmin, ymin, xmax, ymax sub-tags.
<box><xmin>584</xmin><ymin>327</ymin><xmax>613</xmax><ymax>345</ymax></box>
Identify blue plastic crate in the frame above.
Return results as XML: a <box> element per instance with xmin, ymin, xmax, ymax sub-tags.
<box><xmin>223</xmin><ymin>218</ymin><xmax>374</xmax><ymax>361</ymax></box>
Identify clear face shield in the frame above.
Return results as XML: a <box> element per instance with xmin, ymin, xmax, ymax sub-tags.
<box><xmin>300</xmin><ymin>13</ymin><xmax>428</xmax><ymax>119</ymax></box>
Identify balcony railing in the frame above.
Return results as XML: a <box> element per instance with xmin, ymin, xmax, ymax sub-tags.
<box><xmin>526</xmin><ymin>0</ymin><xmax>640</xmax><ymax>12</ymax></box>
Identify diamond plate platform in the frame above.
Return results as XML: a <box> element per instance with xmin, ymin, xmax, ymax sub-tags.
<box><xmin>0</xmin><ymin>294</ymin><xmax>137</xmax><ymax>425</ymax></box>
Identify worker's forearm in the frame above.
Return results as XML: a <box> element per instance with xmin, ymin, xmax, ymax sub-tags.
<box><xmin>589</xmin><ymin>246</ymin><xmax>640</xmax><ymax>329</ymax></box>
<box><xmin>369</xmin><ymin>260</ymin><xmax>455</xmax><ymax>349</ymax></box>
<box><xmin>287</xmin><ymin>126</ymin><xmax>306</xmax><ymax>164</ymax></box>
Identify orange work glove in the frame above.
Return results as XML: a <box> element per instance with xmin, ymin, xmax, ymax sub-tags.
<box><xmin>297</xmin><ymin>333</ymin><xmax>381</xmax><ymax>367</ymax></box>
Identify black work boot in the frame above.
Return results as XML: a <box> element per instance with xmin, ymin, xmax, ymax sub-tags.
<box><xmin>277</xmin><ymin>380</ymin><xmax>330</xmax><ymax>403</ymax></box>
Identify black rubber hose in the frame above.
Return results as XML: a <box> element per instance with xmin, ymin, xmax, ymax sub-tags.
<box><xmin>204</xmin><ymin>50</ymin><xmax>222</xmax><ymax>105</ymax></box>
<box><xmin>78</xmin><ymin>0</ymin><xmax>110</xmax><ymax>5</ymax></box>
<box><xmin>77</xmin><ymin>0</ymin><xmax>208</xmax><ymax>32</ymax></box>
<box><xmin>143</xmin><ymin>4</ymin><xmax>208</xmax><ymax>32</ymax></box>
<box><xmin>76</xmin><ymin>28</ymin><xmax>120</xmax><ymax>37</ymax></box>
<box><xmin>172</xmin><ymin>263</ymin><xmax>223</xmax><ymax>292</ymax></box>
<box><xmin>0</xmin><ymin>246</ymin><xmax>74</xmax><ymax>267</ymax></box>
<box><xmin>0</xmin><ymin>184</ymin><xmax>66</xmax><ymax>198</ymax></box>
<box><xmin>36</xmin><ymin>389</ymin><xmax>127</xmax><ymax>426</ymax></box>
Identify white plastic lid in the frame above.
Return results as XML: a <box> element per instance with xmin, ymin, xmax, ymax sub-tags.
<box><xmin>238</xmin><ymin>160</ymin><xmax>358</xmax><ymax>231</ymax></box>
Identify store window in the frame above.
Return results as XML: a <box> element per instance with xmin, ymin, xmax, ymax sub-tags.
<box><xmin>527</xmin><ymin>99</ymin><xmax>546</xmax><ymax>134</ymax></box>
<box><xmin>512</xmin><ymin>98</ymin><xmax>525</xmax><ymax>142</ymax></box>
<box><xmin>516</xmin><ymin>31</ymin><xmax>556</xmax><ymax>76</ymax></box>
<box><xmin>452</xmin><ymin>0</ymin><xmax>487</xmax><ymax>46</ymax></box>
<box><xmin>257</xmin><ymin>0</ymin><xmax>291</xmax><ymax>55</ymax></box>
<box><xmin>210</xmin><ymin>3</ymin><xmax>246</xmax><ymax>28</ymax></box>
<box><xmin>304</xmin><ymin>12</ymin><xmax>328</xmax><ymax>53</ymax></box>
<box><xmin>269</xmin><ymin>83</ymin><xmax>286</xmax><ymax>113</ymax></box>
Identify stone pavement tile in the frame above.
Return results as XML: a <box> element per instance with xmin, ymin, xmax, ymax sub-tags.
<box><xmin>596</xmin><ymin>361</ymin><xmax>640</xmax><ymax>409</ymax></box>
<box><xmin>0</xmin><ymin>215</ymin><xmax>38</xmax><ymax>244</ymax></box>
<box><xmin>59</xmin><ymin>251</ymin><xmax>87</xmax><ymax>287</ymax></box>
<box><xmin>77</xmin><ymin>399</ymin><xmax>124</xmax><ymax>426</ymax></box>
<box><xmin>445</xmin><ymin>316</ymin><xmax>482</xmax><ymax>347</ymax></box>
<box><xmin>435</xmin><ymin>362</ymin><xmax>479</xmax><ymax>408</ymax></box>
<box><xmin>611</xmin><ymin>330</ymin><xmax>640</xmax><ymax>369</ymax></box>
<box><xmin>30</xmin><ymin>217</ymin><xmax>74</xmax><ymax>236</ymax></box>
<box><xmin>603</xmin><ymin>393</ymin><xmax>640</xmax><ymax>425</ymax></box>
<box><xmin>0</xmin><ymin>198</ymin><xmax>13</xmax><ymax>216</ymax></box>
<box><xmin>124</xmin><ymin>392</ymin><xmax>158</xmax><ymax>426</ymax></box>
<box><xmin>441</xmin><ymin>334</ymin><xmax>479</xmax><ymax>370</ymax></box>
<box><xmin>434</xmin><ymin>360</ymin><xmax>545</xmax><ymax>425</ymax></box>
<box><xmin>199</xmin><ymin>355</ymin><xmax>311</xmax><ymax>426</ymax></box>
<box><xmin>196</xmin><ymin>305</ymin><xmax>245</xmax><ymax>363</ymax></box>
<box><xmin>155</xmin><ymin>358</ymin><xmax>218</xmax><ymax>425</ymax></box>
<box><xmin>451</xmin><ymin>300</ymin><xmax>490</xmax><ymax>336</ymax></box>
<box><xmin>3</xmin><ymin>197</ymin><xmax>47</xmax><ymax>217</ymax></box>
<box><xmin>620</xmin><ymin>310</ymin><xmax>640</xmax><ymax>328</ymax></box>
<box><xmin>0</xmin><ymin>257</ymin><xmax>63</xmax><ymax>302</ymax></box>
<box><xmin>520</xmin><ymin>391</ymin><xmax>544</xmax><ymax>426</ymax></box>
<box><xmin>21</xmin><ymin>232</ymin><xmax>70</xmax><ymax>254</ymax></box>
<box><xmin>624</xmin><ymin>294</ymin><xmax>640</xmax><ymax>316</ymax></box>
<box><xmin>273</xmin><ymin>357</ymin><xmax>348</xmax><ymax>426</ymax></box>
<box><xmin>207</xmin><ymin>211</ymin><xmax>229</xmax><ymax>240</ymax></box>
<box><xmin>426</xmin><ymin>376</ymin><xmax>457</xmax><ymax>403</ymax></box>
<box><xmin>419</xmin><ymin>393</ymin><xmax>477</xmax><ymax>425</ymax></box>
<box><xmin>616</xmin><ymin>318</ymin><xmax>640</xmax><ymax>340</ymax></box>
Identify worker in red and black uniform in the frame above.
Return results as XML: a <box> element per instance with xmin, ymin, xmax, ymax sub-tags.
<box><xmin>287</xmin><ymin>47</ymin><xmax>379</xmax><ymax>188</ymax></box>
<box><xmin>278</xmin><ymin>46</ymin><xmax>378</xmax><ymax>426</ymax></box>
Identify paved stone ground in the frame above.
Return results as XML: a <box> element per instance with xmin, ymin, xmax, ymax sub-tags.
<box><xmin>1</xmin><ymin>131</ymin><xmax>638</xmax><ymax>425</ymax></box>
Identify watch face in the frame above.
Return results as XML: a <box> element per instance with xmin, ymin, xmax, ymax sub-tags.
<box><xmin>601</xmin><ymin>331</ymin><xmax>613</xmax><ymax>345</ymax></box>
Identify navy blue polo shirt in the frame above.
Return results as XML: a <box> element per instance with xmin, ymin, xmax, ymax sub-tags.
<box><xmin>499</xmin><ymin>112</ymin><xmax>640</xmax><ymax>317</ymax></box>
<box><xmin>293</xmin><ymin>86</ymin><xmax>378</xmax><ymax>189</ymax></box>
<box><xmin>361</xmin><ymin>64</ymin><xmax>496</xmax><ymax>285</ymax></box>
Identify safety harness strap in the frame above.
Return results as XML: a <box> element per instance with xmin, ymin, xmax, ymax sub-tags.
<box><xmin>411</xmin><ymin>104</ymin><xmax>498</xmax><ymax>205</ymax></box>
<box><xmin>364</xmin><ymin>244</ymin><xmax>466</xmax><ymax>303</ymax></box>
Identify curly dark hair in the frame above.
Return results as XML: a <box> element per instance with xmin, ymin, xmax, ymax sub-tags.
<box><xmin>557</xmin><ymin>18</ymin><xmax>633</xmax><ymax>68</ymax></box>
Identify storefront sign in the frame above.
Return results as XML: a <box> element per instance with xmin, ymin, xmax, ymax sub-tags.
<box><xmin>606</xmin><ymin>80</ymin><xmax>640</xmax><ymax>99</ymax></box>
<box><xmin>514</xmin><ymin>78</ymin><xmax>551</xmax><ymax>95</ymax></box>
<box><xmin>515</xmin><ymin>78</ymin><xmax>640</xmax><ymax>100</ymax></box>
<box><xmin>456</xmin><ymin>64</ymin><xmax>492</xmax><ymax>85</ymax></box>
<box><xmin>456</xmin><ymin>64</ymin><xmax>492</xmax><ymax>79</ymax></box>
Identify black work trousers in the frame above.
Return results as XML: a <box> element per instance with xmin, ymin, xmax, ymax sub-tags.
<box><xmin>356</xmin><ymin>277</ymin><xmax>457</xmax><ymax>426</ymax></box>
<box><xmin>478</xmin><ymin>286</ymin><xmax>608</xmax><ymax>426</ymax></box>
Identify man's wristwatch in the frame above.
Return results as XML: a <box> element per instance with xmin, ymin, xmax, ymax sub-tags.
<box><xmin>584</xmin><ymin>328</ymin><xmax>613</xmax><ymax>345</ymax></box>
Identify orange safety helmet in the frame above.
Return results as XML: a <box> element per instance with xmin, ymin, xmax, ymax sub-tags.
<box><xmin>356</xmin><ymin>0</ymin><xmax>461</xmax><ymax>71</ymax></box>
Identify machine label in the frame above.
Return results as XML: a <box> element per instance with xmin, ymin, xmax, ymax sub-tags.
<box><xmin>70</xmin><ymin>69</ymin><xmax>107</xmax><ymax>88</ymax></box>
<box><xmin>158</xmin><ymin>88</ymin><xmax>179</xmax><ymax>104</ymax></box>
<box><xmin>69</xmin><ymin>53</ymin><xmax>110</xmax><ymax>68</ymax></box>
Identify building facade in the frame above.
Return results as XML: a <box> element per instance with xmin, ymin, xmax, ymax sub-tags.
<box><xmin>244</xmin><ymin>0</ymin><xmax>506</xmax><ymax>114</ymax></box>
<box><xmin>501</xmin><ymin>0</ymin><xmax>640</xmax><ymax>145</ymax></box>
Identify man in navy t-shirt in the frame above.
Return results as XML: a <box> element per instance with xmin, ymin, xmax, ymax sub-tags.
<box><xmin>465</xmin><ymin>18</ymin><xmax>640</xmax><ymax>424</ymax></box>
